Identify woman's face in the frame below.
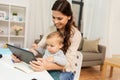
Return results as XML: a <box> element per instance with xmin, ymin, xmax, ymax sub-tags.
<box><xmin>52</xmin><ymin>10</ymin><xmax>70</xmax><ymax>30</ymax></box>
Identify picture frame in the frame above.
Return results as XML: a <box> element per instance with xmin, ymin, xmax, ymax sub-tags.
<box><xmin>0</xmin><ymin>11</ymin><xmax>6</xmax><ymax>20</ymax></box>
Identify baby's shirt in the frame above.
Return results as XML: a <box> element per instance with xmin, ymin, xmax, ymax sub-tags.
<box><xmin>37</xmin><ymin>48</ymin><xmax>67</xmax><ymax>66</ymax></box>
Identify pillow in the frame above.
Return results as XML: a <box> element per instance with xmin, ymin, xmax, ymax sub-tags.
<box><xmin>82</xmin><ymin>38</ymin><xmax>100</xmax><ymax>53</ymax></box>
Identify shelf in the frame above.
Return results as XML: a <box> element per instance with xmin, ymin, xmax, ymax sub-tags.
<box><xmin>0</xmin><ymin>19</ymin><xmax>9</xmax><ymax>22</ymax></box>
<box><xmin>10</xmin><ymin>20</ymin><xmax>25</xmax><ymax>24</ymax></box>
<box><xmin>0</xmin><ymin>35</ymin><xmax>8</xmax><ymax>37</ymax></box>
<box><xmin>10</xmin><ymin>35</ymin><xmax>24</xmax><ymax>38</ymax></box>
<box><xmin>0</xmin><ymin>19</ymin><xmax>25</xmax><ymax>23</ymax></box>
<box><xmin>0</xmin><ymin>3</ymin><xmax>27</xmax><ymax>48</ymax></box>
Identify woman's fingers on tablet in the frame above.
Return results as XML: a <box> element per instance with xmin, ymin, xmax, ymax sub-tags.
<box><xmin>11</xmin><ymin>54</ymin><xmax>21</xmax><ymax>62</ymax></box>
<box><xmin>30</xmin><ymin>61</ymin><xmax>44</xmax><ymax>71</ymax></box>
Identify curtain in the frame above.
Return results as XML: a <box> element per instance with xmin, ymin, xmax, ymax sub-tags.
<box><xmin>27</xmin><ymin>0</ymin><xmax>53</xmax><ymax>48</ymax></box>
<box><xmin>83</xmin><ymin>0</ymin><xmax>111</xmax><ymax>57</ymax></box>
<box><xmin>83</xmin><ymin>0</ymin><xmax>110</xmax><ymax>41</ymax></box>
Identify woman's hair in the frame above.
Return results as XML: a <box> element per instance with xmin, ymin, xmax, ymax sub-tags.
<box><xmin>52</xmin><ymin>0</ymin><xmax>77</xmax><ymax>53</ymax></box>
<box><xmin>47</xmin><ymin>31</ymin><xmax>64</xmax><ymax>45</ymax></box>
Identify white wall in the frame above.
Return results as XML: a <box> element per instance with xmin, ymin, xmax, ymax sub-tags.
<box><xmin>108</xmin><ymin>0</ymin><xmax>120</xmax><ymax>55</ymax></box>
<box><xmin>0</xmin><ymin>0</ymin><xmax>29</xmax><ymax>7</ymax></box>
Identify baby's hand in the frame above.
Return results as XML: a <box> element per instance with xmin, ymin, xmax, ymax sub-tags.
<box><xmin>29</xmin><ymin>48</ymin><xmax>38</xmax><ymax>56</ymax></box>
<box><xmin>32</xmin><ymin>43</ymin><xmax>38</xmax><ymax>49</ymax></box>
<box><xmin>46</xmin><ymin>56</ymin><xmax>54</xmax><ymax>62</ymax></box>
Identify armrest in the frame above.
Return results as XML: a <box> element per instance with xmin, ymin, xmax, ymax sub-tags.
<box><xmin>98</xmin><ymin>45</ymin><xmax>106</xmax><ymax>53</ymax></box>
<box><xmin>98</xmin><ymin>45</ymin><xmax>106</xmax><ymax>63</ymax></box>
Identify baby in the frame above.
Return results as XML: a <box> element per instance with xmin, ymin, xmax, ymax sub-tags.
<box><xmin>36</xmin><ymin>31</ymin><xmax>67</xmax><ymax>66</ymax></box>
<box><xmin>12</xmin><ymin>31</ymin><xmax>67</xmax><ymax>66</ymax></box>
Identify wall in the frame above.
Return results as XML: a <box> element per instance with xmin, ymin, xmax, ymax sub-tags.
<box><xmin>108</xmin><ymin>0</ymin><xmax>120</xmax><ymax>56</ymax></box>
<box><xmin>0</xmin><ymin>0</ymin><xmax>29</xmax><ymax>7</ymax></box>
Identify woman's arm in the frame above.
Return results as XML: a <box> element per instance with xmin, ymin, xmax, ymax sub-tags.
<box><xmin>30</xmin><ymin>58</ymin><xmax>63</xmax><ymax>71</ymax></box>
<box><xmin>65</xmin><ymin>28</ymin><xmax>81</xmax><ymax>72</ymax></box>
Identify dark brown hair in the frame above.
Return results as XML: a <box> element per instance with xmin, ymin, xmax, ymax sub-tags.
<box><xmin>52</xmin><ymin>0</ymin><xmax>77</xmax><ymax>53</ymax></box>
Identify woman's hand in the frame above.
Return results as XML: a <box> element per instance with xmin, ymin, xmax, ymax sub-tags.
<box><xmin>30</xmin><ymin>58</ymin><xmax>47</xmax><ymax>71</ymax></box>
<box><xmin>11</xmin><ymin>54</ymin><xmax>21</xmax><ymax>63</ymax></box>
<box><xmin>30</xmin><ymin>58</ymin><xmax>64</xmax><ymax>72</ymax></box>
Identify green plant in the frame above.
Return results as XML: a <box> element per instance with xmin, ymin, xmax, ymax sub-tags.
<box><xmin>12</xmin><ymin>12</ymin><xmax>18</xmax><ymax>16</ymax></box>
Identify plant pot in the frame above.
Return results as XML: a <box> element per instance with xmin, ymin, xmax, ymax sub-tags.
<box><xmin>15</xmin><ymin>31</ymin><xmax>19</xmax><ymax>36</ymax></box>
<box><xmin>12</xmin><ymin>16</ymin><xmax>18</xmax><ymax>21</ymax></box>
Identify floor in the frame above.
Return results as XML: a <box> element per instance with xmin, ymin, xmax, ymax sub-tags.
<box><xmin>80</xmin><ymin>66</ymin><xmax>120</xmax><ymax>80</ymax></box>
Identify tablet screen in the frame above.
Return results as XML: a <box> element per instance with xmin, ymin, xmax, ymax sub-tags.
<box><xmin>7</xmin><ymin>44</ymin><xmax>36</xmax><ymax>64</ymax></box>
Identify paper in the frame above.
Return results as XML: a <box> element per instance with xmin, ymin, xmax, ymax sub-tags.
<box><xmin>14</xmin><ymin>62</ymin><xmax>34</xmax><ymax>73</ymax></box>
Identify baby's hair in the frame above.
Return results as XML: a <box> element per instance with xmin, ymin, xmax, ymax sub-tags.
<box><xmin>47</xmin><ymin>31</ymin><xmax>64</xmax><ymax>44</ymax></box>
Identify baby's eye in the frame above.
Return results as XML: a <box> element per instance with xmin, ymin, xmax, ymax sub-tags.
<box><xmin>50</xmin><ymin>45</ymin><xmax>54</xmax><ymax>47</ymax></box>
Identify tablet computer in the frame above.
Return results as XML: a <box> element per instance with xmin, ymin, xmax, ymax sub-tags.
<box><xmin>7</xmin><ymin>44</ymin><xmax>36</xmax><ymax>64</ymax></box>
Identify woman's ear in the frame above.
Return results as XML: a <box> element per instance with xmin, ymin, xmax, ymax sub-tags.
<box><xmin>68</xmin><ymin>16</ymin><xmax>71</xmax><ymax>20</ymax></box>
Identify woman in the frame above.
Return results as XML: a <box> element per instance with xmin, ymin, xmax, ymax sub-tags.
<box><xmin>12</xmin><ymin>0</ymin><xmax>81</xmax><ymax>80</ymax></box>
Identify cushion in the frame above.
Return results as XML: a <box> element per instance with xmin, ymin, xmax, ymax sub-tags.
<box><xmin>82</xmin><ymin>38</ymin><xmax>100</xmax><ymax>53</ymax></box>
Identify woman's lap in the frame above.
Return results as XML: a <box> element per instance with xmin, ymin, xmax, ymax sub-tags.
<box><xmin>48</xmin><ymin>70</ymin><xmax>74</xmax><ymax>80</ymax></box>
<box><xmin>48</xmin><ymin>70</ymin><xmax>61</xmax><ymax>80</ymax></box>
<box><xmin>59</xmin><ymin>72</ymin><xmax>74</xmax><ymax>80</ymax></box>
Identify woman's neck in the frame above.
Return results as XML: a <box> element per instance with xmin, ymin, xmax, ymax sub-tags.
<box><xmin>58</xmin><ymin>28</ymin><xmax>65</xmax><ymax>34</ymax></box>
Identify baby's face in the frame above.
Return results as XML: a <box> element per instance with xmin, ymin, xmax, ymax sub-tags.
<box><xmin>46</xmin><ymin>37</ymin><xmax>63</xmax><ymax>54</ymax></box>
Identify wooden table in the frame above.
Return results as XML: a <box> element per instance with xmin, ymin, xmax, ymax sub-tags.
<box><xmin>101</xmin><ymin>56</ymin><xmax>120</xmax><ymax>80</ymax></box>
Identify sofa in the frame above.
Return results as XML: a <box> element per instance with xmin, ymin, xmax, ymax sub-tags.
<box><xmin>78</xmin><ymin>38</ymin><xmax>106</xmax><ymax>70</ymax></box>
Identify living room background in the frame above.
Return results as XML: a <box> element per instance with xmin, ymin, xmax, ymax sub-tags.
<box><xmin>0</xmin><ymin>0</ymin><xmax>120</xmax><ymax>57</ymax></box>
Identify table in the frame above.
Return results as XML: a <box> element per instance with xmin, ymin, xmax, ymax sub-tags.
<box><xmin>0</xmin><ymin>49</ymin><xmax>54</xmax><ymax>80</ymax></box>
<box><xmin>101</xmin><ymin>56</ymin><xmax>120</xmax><ymax>80</ymax></box>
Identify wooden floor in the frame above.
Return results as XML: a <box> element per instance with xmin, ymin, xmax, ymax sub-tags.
<box><xmin>80</xmin><ymin>66</ymin><xmax>120</xmax><ymax>80</ymax></box>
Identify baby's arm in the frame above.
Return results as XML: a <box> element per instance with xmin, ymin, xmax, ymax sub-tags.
<box><xmin>46</xmin><ymin>56</ymin><xmax>54</xmax><ymax>62</ymax></box>
<box><xmin>51</xmin><ymin>50</ymin><xmax>67</xmax><ymax>66</ymax></box>
<box><xmin>29</xmin><ymin>47</ymin><xmax>45</xmax><ymax>57</ymax></box>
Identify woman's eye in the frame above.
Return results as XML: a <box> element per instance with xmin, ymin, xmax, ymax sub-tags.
<box><xmin>52</xmin><ymin>16</ymin><xmax>62</xmax><ymax>20</ymax></box>
<box><xmin>57</xmin><ymin>17</ymin><xmax>62</xmax><ymax>20</ymax></box>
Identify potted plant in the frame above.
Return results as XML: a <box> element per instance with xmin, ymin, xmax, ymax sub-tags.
<box><xmin>12</xmin><ymin>25</ymin><xmax>23</xmax><ymax>36</ymax></box>
<box><xmin>12</xmin><ymin>12</ymin><xmax>18</xmax><ymax>21</ymax></box>
<box><xmin>12</xmin><ymin>12</ymin><xmax>18</xmax><ymax>16</ymax></box>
